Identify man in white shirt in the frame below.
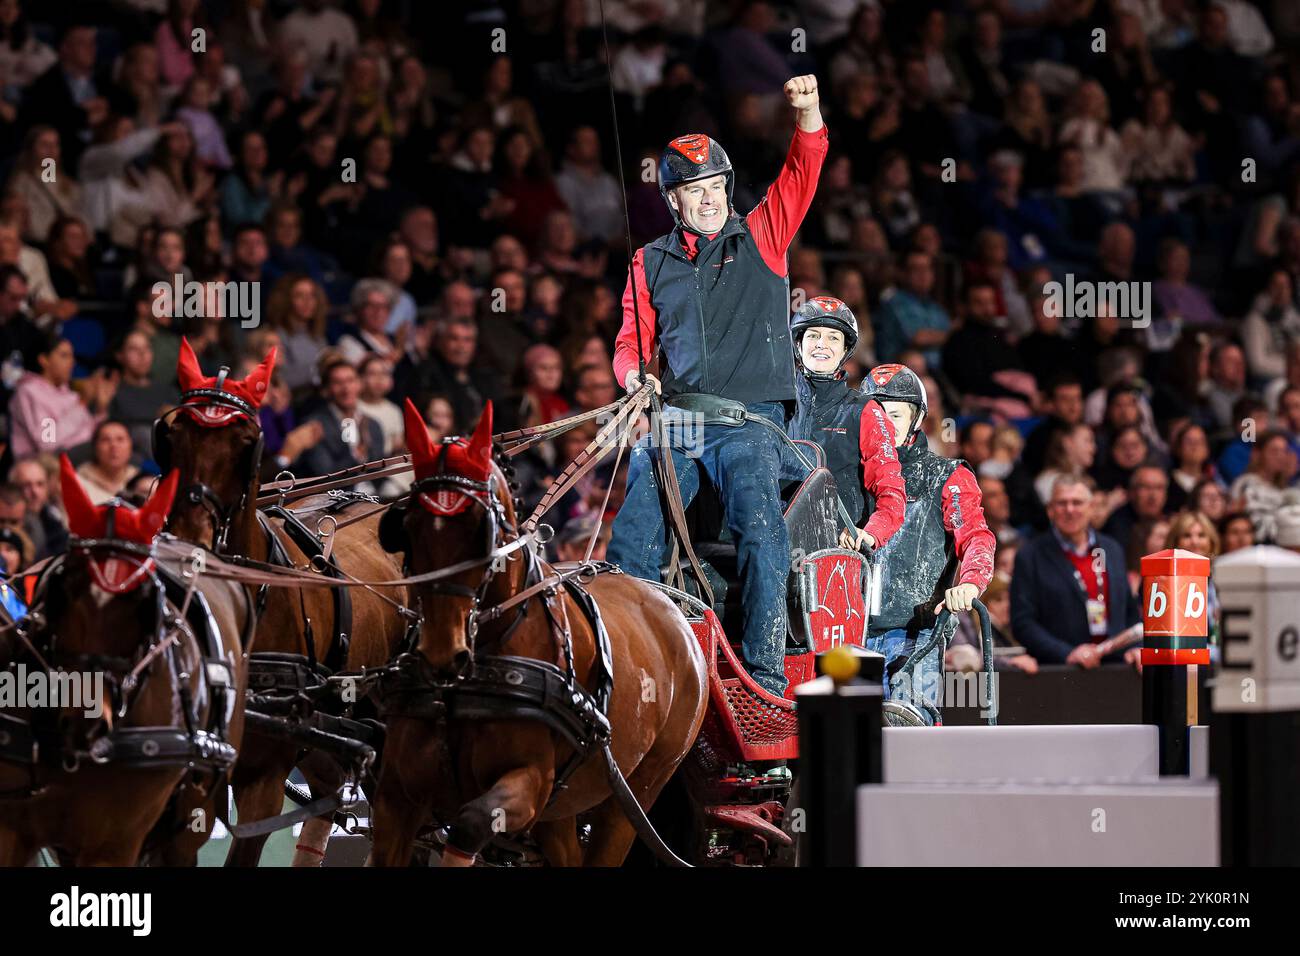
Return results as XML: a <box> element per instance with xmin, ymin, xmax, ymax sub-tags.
<box><xmin>277</xmin><ymin>0</ymin><xmax>359</xmax><ymax>87</ymax></box>
<box><xmin>553</xmin><ymin>126</ymin><xmax>624</xmax><ymax>246</ymax></box>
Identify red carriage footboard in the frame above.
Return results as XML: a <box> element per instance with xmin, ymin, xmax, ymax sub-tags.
<box><xmin>689</xmin><ymin>611</ymin><xmax>801</xmax><ymax>762</ymax></box>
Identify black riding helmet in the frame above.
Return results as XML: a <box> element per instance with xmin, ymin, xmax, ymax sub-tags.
<box><xmin>659</xmin><ymin>134</ymin><xmax>734</xmax><ymax>228</ymax></box>
<box><xmin>860</xmin><ymin>363</ymin><xmax>929</xmax><ymax>442</ymax></box>
<box><xmin>791</xmin><ymin>296</ymin><xmax>859</xmax><ymax>379</ymax></box>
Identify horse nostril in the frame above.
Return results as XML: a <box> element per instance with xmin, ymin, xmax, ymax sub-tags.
<box><xmin>453</xmin><ymin>650</ymin><xmax>471</xmax><ymax>674</ymax></box>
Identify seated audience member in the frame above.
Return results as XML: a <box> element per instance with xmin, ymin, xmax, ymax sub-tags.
<box><xmin>44</xmin><ymin>216</ymin><xmax>96</xmax><ymax>300</ymax></box>
<box><xmin>1189</xmin><ymin>478</ymin><xmax>1229</xmax><ymax>525</ymax></box>
<box><xmin>358</xmin><ymin>354</ymin><xmax>402</xmax><ymax>455</ymax></box>
<box><xmin>74</xmin><ymin>420</ymin><xmax>139</xmax><ymax>505</ymax></box>
<box><xmin>0</xmin><ymin>524</ymin><xmax>33</xmax><ymax>616</ymax></box>
<box><xmin>109</xmin><ymin>330</ymin><xmax>180</xmax><ymax>456</ymax></box>
<box><xmin>1217</xmin><ymin>398</ymin><xmax>1273</xmax><ymax>484</ymax></box>
<box><xmin>338</xmin><ymin>279</ymin><xmax>401</xmax><ymax>366</ymax></box>
<box><xmin>516</xmin><ymin>343</ymin><xmax>570</xmax><ymax>427</ymax></box>
<box><xmin>394</xmin><ymin>315</ymin><xmax>506</xmax><ymax>434</ymax></box>
<box><xmin>1011</xmin><ymin>475</ymin><xmax>1140</xmax><ymax>667</ymax></box>
<box><xmin>1166</xmin><ymin>422</ymin><xmax>1220</xmax><ymax>512</ymax></box>
<box><xmin>8</xmin><ymin>332</ymin><xmax>114</xmax><ymax>460</ymax></box>
<box><xmin>292</xmin><ymin>358</ymin><xmax>385</xmax><ymax>494</ymax></box>
<box><xmin>1127</xmin><ymin>516</ymin><xmax>1173</xmax><ymax>593</ymax></box>
<box><xmin>1091</xmin><ymin>424</ymin><xmax>1151</xmax><ymax>492</ymax></box>
<box><xmin>1034</xmin><ymin>422</ymin><xmax>1096</xmax><ymax>505</ymax></box>
<box><xmin>6</xmin><ymin>125</ymin><xmax>85</xmax><ymax>242</ymax></box>
<box><xmin>265</xmin><ymin>274</ymin><xmax>330</xmax><ymax>395</ymax></box>
<box><xmin>8</xmin><ymin>457</ymin><xmax>68</xmax><ymax>559</ymax></box>
<box><xmin>1103</xmin><ymin>464</ymin><xmax>1171</xmax><ymax>548</ymax></box>
<box><xmin>874</xmin><ymin>250</ymin><xmax>951</xmax><ymax>368</ymax></box>
<box><xmin>1230</xmin><ymin>430</ymin><xmax>1299</xmax><ymax>542</ymax></box>
<box><xmin>1219</xmin><ymin>512</ymin><xmax>1256</xmax><ymax>554</ymax></box>
<box><xmin>1241</xmin><ymin>269</ymin><xmax>1300</xmax><ymax>382</ymax></box>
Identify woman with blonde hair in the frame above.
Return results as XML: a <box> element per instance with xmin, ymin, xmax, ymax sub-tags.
<box><xmin>5</xmin><ymin>125</ymin><xmax>84</xmax><ymax>241</ymax></box>
<box><xmin>1165</xmin><ymin>510</ymin><xmax>1220</xmax><ymax>559</ymax></box>
<box><xmin>265</xmin><ymin>273</ymin><xmax>329</xmax><ymax>393</ymax></box>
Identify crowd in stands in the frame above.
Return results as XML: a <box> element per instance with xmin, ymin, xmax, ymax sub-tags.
<box><xmin>0</xmin><ymin>0</ymin><xmax>1297</xmax><ymax>665</ymax></box>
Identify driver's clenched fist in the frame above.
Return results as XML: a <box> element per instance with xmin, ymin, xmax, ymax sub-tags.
<box><xmin>784</xmin><ymin>74</ymin><xmax>819</xmax><ymax>110</ymax></box>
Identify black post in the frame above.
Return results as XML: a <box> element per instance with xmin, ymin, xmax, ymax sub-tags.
<box><xmin>1143</xmin><ymin>663</ymin><xmax>1190</xmax><ymax>775</ymax></box>
<box><xmin>796</xmin><ymin>649</ymin><xmax>882</xmax><ymax>868</ymax></box>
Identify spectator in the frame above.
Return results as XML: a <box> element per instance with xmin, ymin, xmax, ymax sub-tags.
<box><xmin>175</xmin><ymin>74</ymin><xmax>232</xmax><ymax>171</ymax></box>
<box><xmin>1091</xmin><ymin>423</ymin><xmax>1150</xmax><ymax>493</ymax></box>
<box><xmin>45</xmin><ymin>216</ymin><xmax>94</xmax><ymax>300</ymax></box>
<box><xmin>109</xmin><ymin>42</ymin><xmax>166</xmax><ymax>128</ymax></box>
<box><xmin>1205</xmin><ymin>342</ymin><xmax>1249</xmax><ymax>433</ymax></box>
<box><xmin>1219</xmin><ymin>511</ymin><xmax>1256</xmax><ymax>553</ymax></box>
<box><xmin>155</xmin><ymin>0</ymin><xmax>206</xmax><ymax>89</ymax></box>
<box><xmin>1034</xmin><ymin>421</ymin><xmax>1096</xmax><ymax>505</ymax></box>
<box><xmin>496</xmin><ymin>127</ymin><xmax>567</xmax><ymax>251</ymax></box>
<box><xmin>278</xmin><ymin>0</ymin><xmax>359</xmax><ymax>86</ymax></box>
<box><xmin>1059</xmin><ymin>79</ymin><xmax>1127</xmax><ymax>195</ymax></box>
<box><xmin>338</xmin><ymin>278</ymin><xmax>400</xmax><ymax>366</ymax></box>
<box><xmin>264</xmin><ymin>274</ymin><xmax>329</xmax><ymax>394</ymax></box>
<box><xmin>553</xmin><ymin>126</ymin><xmax>626</xmax><ymax>247</ymax></box>
<box><xmin>8</xmin><ymin>331</ymin><xmax>114</xmax><ymax>460</ymax></box>
<box><xmin>949</xmin><ymin>573</ymin><xmax>1038</xmax><ymax>674</ymax></box>
<box><xmin>6</xmin><ymin>125</ymin><xmax>84</xmax><ymax>242</ymax></box>
<box><xmin>1167</xmin><ymin>422</ymin><xmax>1220</xmax><ymax>511</ymax></box>
<box><xmin>1230</xmin><ymin>430</ymin><xmax>1299</xmax><ymax>542</ymax></box>
<box><xmin>941</xmin><ymin>279</ymin><xmax>1034</xmax><ymax>415</ymax></box>
<box><xmin>978</xmin><ymin>474</ymin><xmax>1018</xmax><ymax>546</ymax></box>
<box><xmin>19</xmin><ymin>21</ymin><xmax>106</xmax><ymax>170</ymax></box>
<box><xmin>1241</xmin><ymin>270</ymin><xmax>1300</xmax><ymax>381</ymax></box>
<box><xmin>978</xmin><ymin>149</ymin><xmax>1061</xmax><ymax>271</ymax></box>
<box><xmin>108</xmin><ymin>329</ymin><xmax>179</xmax><ymax>456</ymax></box>
<box><xmin>1121</xmin><ymin>83</ymin><xmax>1196</xmax><ymax>188</ymax></box>
<box><xmin>1152</xmin><ymin>237</ymin><xmax>1221</xmax><ymax>330</ymax></box>
<box><xmin>515</xmin><ymin>343</ymin><xmax>570</xmax><ymax>427</ymax></box>
<box><xmin>79</xmin><ymin>117</ymin><xmax>177</xmax><ymax>248</ymax></box>
<box><xmin>874</xmin><ymin>249</ymin><xmax>950</xmax><ymax>367</ymax></box>
<box><xmin>1216</xmin><ymin>396</ymin><xmax>1269</xmax><ymax>483</ymax></box>
<box><xmin>1190</xmin><ymin>476</ymin><xmax>1230</xmax><ymax>525</ymax></box>
<box><xmin>1021</xmin><ymin>373</ymin><xmax>1085</xmax><ymax>474</ymax></box>
<box><xmin>0</xmin><ymin>1</ymin><xmax>56</xmax><ymax>92</ymax></box>
<box><xmin>394</xmin><ymin>315</ymin><xmax>505</xmax><ymax>434</ymax></box>
<box><xmin>8</xmin><ymin>456</ymin><xmax>67</xmax><ymax>559</ymax></box>
<box><xmin>219</xmin><ymin>130</ymin><xmax>277</xmax><ymax>229</ymax></box>
<box><xmin>1012</xmin><ymin>474</ymin><xmax>1140</xmax><ymax>666</ymax></box>
<box><xmin>75</xmin><ymin>419</ymin><xmax>138</xmax><ymax>505</ymax></box>
<box><xmin>357</xmin><ymin>353</ymin><xmax>402</xmax><ymax>455</ymax></box>
<box><xmin>375</xmin><ymin>239</ymin><xmax>418</xmax><ymax>334</ymax></box>
<box><xmin>134</xmin><ymin>123</ymin><xmax>214</xmax><ymax>234</ymax></box>
<box><xmin>1103</xmin><ymin>463</ymin><xmax>1171</xmax><ymax>547</ymax></box>
<box><xmin>570</xmin><ymin>363</ymin><xmax>618</xmax><ymax>414</ymax></box>
<box><xmin>293</xmin><ymin>358</ymin><xmax>384</xmax><ymax>487</ymax></box>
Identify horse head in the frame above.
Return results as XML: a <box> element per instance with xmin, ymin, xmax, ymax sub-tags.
<box><xmin>39</xmin><ymin>456</ymin><xmax>180</xmax><ymax>753</ymax></box>
<box><xmin>155</xmin><ymin>338</ymin><xmax>275</xmax><ymax>551</ymax></box>
<box><xmin>379</xmin><ymin>399</ymin><xmax>517</xmax><ymax>676</ymax></box>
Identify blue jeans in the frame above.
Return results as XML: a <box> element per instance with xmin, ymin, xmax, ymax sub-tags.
<box><xmin>608</xmin><ymin>401</ymin><xmax>791</xmax><ymax>696</ymax></box>
<box><xmin>867</xmin><ymin>627</ymin><xmax>941</xmax><ymax>726</ymax></box>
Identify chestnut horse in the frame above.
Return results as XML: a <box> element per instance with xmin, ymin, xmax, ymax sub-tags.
<box><xmin>156</xmin><ymin>341</ymin><xmax>409</xmax><ymax>866</ymax></box>
<box><xmin>369</xmin><ymin>400</ymin><xmax>708</xmax><ymax>866</ymax></box>
<box><xmin>0</xmin><ymin>460</ymin><xmax>248</xmax><ymax>866</ymax></box>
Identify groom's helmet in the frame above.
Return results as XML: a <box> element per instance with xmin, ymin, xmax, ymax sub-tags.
<box><xmin>791</xmin><ymin>296</ymin><xmax>859</xmax><ymax>379</ymax></box>
<box><xmin>861</xmin><ymin>363</ymin><xmax>929</xmax><ymax>441</ymax></box>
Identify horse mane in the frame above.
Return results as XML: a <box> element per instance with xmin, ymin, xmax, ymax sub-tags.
<box><xmin>490</xmin><ymin>440</ymin><xmax>524</xmax><ymax>531</ymax></box>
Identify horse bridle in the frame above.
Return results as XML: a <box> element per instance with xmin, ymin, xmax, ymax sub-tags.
<box><xmin>0</xmin><ymin>531</ymin><xmax>238</xmax><ymax>793</ymax></box>
<box><xmin>397</xmin><ymin>444</ymin><xmax>527</xmax><ymax>659</ymax></box>
<box><xmin>153</xmin><ymin>371</ymin><xmax>265</xmax><ymax>554</ymax></box>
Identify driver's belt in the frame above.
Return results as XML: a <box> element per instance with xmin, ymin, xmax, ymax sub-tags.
<box><xmin>664</xmin><ymin>393</ymin><xmax>860</xmax><ymax>533</ymax></box>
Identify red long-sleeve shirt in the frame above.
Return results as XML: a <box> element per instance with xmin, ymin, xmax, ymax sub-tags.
<box><xmin>613</xmin><ymin>124</ymin><xmax>830</xmax><ymax>387</ymax></box>
<box><xmin>941</xmin><ymin>463</ymin><xmax>997</xmax><ymax>591</ymax></box>
<box><xmin>858</xmin><ymin>400</ymin><xmax>906</xmax><ymax>547</ymax></box>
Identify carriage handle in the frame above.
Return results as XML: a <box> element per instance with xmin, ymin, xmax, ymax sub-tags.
<box><xmin>898</xmin><ymin>598</ymin><xmax>997</xmax><ymax>727</ymax></box>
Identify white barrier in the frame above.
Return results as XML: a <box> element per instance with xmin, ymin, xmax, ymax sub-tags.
<box><xmin>858</xmin><ymin>781</ymin><xmax>1218</xmax><ymax>866</ymax></box>
<box><xmin>883</xmin><ymin>724</ymin><xmax>1159</xmax><ymax>783</ymax></box>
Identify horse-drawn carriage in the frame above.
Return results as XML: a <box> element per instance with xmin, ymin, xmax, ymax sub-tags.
<box><xmin>0</xmin><ymin>353</ymin><xmax>959</xmax><ymax>868</ymax></box>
